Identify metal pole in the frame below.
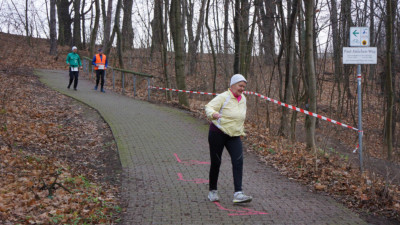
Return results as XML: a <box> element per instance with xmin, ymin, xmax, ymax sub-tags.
<box><xmin>122</xmin><ymin>72</ymin><xmax>125</xmax><ymax>94</ymax></box>
<box><xmin>147</xmin><ymin>78</ymin><xmax>151</xmax><ymax>101</ymax></box>
<box><xmin>112</xmin><ymin>69</ymin><xmax>115</xmax><ymax>90</ymax></box>
<box><xmin>357</xmin><ymin>65</ymin><xmax>363</xmax><ymax>173</ymax></box>
<box><xmin>104</xmin><ymin>70</ymin><xmax>107</xmax><ymax>89</ymax></box>
<box><xmin>133</xmin><ymin>75</ymin><xmax>137</xmax><ymax>97</ymax></box>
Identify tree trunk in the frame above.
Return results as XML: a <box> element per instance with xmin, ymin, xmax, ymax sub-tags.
<box><xmin>122</xmin><ymin>0</ymin><xmax>134</xmax><ymax>50</ymax></box>
<box><xmin>151</xmin><ymin>0</ymin><xmax>163</xmax><ymax>53</ymax></box>
<box><xmin>328</xmin><ymin>0</ymin><xmax>342</xmax><ymax>115</ymax></box>
<box><xmin>89</xmin><ymin>0</ymin><xmax>100</xmax><ymax>57</ymax></box>
<box><xmin>205</xmin><ymin>0</ymin><xmax>217</xmax><ymax>93</ymax></box>
<box><xmin>25</xmin><ymin>0</ymin><xmax>30</xmax><ymax>45</ymax></box>
<box><xmin>341</xmin><ymin>0</ymin><xmax>353</xmax><ymax>107</ymax></box>
<box><xmin>279</xmin><ymin>0</ymin><xmax>299</xmax><ymax>137</ymax></box>
<box><xmin>49</xmin><ymin>0</ymin><xmax>57</xmax><ymax>55</ymax></box>
<box><xmin>233</xmin><ymin>0</ymin><xmax>241</xmax><ymax>74</ymax></box>
<box><xmin>114</xmin><ymin>0</ymin><xmax>124</xmax><ymax>68</ymax></box>
<box><xmin>384</xmin><ymin>0</ymin><xmax>396</xmax><ymax>160</ymax></box>
<box><xmin>223</xmin><ymin>0</ymin><xmax>230</xmax><ymax>87</ymax></box>
<box><xmin>158</xmin><ymin>0</ymin><xmax>171</xmax><ymax>100</ymax></box>
<box><xmin>103</xmin><ymin>0</ymin><xmax>113</xmax><ymax>53</ymax></box>
<box><xmin>57</xmin><ymin>0</ymin><xmax>72</xmax><ymax>46</ymax></box>
<box><xmin>304</xmin><ymin>0</ymin><xmax>316</xmax><ymax>150</ymax></box>
<box><xmin>368</xmin><ymin>0</ymin><xmax>376</xmax><ymax>80</ymax></box>
<box><xmin>81</xmin><ymin>0</ymin><xmax>86</xmax><ymax>49</ymax></box>
<box><xmin>257</xmin><ymin>0</ymin><xmax>275</xmax><ymax>65</ymax></box>
<box><xmin>72</xmin><ymin>0</ymin><xmax>82</xmax><ymax>47</ymax></box>
<box><xmin>233</xmin><ymin>0</ymin><xmax>250</xmax><ymax>77</ymax></box>
<box><xmin>170</xmin><ymin>0</ymin><xmax>189</xmax><ymax>106</ymax></box>
<box><xmin>186</xmin><ymin>0</ymin><xmax>206</xmax><ymax>76</ymax></box>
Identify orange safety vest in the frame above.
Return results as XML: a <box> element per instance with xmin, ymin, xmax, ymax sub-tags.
<box><xmin>94</xmin><ymin>54</ymin><xmax>107</xmax><ymax>70</ymax></box>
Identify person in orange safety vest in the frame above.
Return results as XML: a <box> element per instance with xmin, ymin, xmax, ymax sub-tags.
<box><xmin>92</xmin><ymin>48</ymin><xmax>108</xmax><ymax>93</ymax></box>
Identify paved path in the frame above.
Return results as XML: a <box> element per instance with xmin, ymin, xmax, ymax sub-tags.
<box><xmin>36</xmin><ymin>69</ymin><xmax>367</xmax><ymax>224</ymax></box>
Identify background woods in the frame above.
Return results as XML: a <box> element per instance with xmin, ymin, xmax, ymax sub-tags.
<box><xmin>0</xmin><ymin>0</ymin><xmax>400</xmax><ymax>222</ymax></box>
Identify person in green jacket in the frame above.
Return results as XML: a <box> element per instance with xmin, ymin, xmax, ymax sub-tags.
<box><xmin>66</xmin><ymin>46</ymin><xmax>82</xmax><ymax>90</ymax></box>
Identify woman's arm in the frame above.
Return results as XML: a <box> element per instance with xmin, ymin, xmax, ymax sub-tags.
<box><xmin>205</xmin><ymin>94</ymin><xmax>225</xmax><ymax>120</ymax></box>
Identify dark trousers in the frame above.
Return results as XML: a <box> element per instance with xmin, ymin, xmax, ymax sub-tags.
<box><xmin>95</xmin><ymin>70</ymin><xmax>105</xmax><ymax>89</ymax></box>
<box><xmin>208</xmin><ymin>130</ymin><xmax>243</xmax><ymax>192</ymax></box>
<box><xmin>68</xmin><ymin>70</ymin><xmax>79</xmax><ymax>89</ymax></box>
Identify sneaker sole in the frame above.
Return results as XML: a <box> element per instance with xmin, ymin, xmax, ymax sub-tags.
<box><xmin>208</xmin><ymin>198</ymin><xmax>219</xmax><ymax>202</ymax></box>
<box><xmin>233</xmin><ymin>198</ymin><xmax>252</xmax><ymax>204</ymax></box>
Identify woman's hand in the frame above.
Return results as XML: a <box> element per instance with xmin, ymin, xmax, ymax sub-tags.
<box><xmin>212</xmin><ymin>113</ymin><xmax>222</xmax><ymax>119</ymax></box>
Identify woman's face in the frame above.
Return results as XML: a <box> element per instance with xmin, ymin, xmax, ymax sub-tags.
<box><xmin>231</xmin><ymin>81</ymin><xmax>246</xmax><ymax>96</ymax></box>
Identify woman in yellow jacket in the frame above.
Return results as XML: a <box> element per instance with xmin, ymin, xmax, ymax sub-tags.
<box><xmin>205</xmin><ymin>74</ymin><xmax>252</xmax><ymax>203</ymax></box>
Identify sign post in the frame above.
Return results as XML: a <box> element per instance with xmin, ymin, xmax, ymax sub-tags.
<box><xmin>343</xmin><ymin>27</ymin><xmax>376</xmax><ymax>173</ymax></box>
<box><xmin>356</xmin><ymin>65</ymin><xmax>363</xmax><ymax>173</ymax></box>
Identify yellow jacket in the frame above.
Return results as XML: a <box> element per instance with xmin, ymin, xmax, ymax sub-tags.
<box><xmin>205</xmin><ymin>89</ymin><xmax>246</xmax><ymax>137</ymax></box>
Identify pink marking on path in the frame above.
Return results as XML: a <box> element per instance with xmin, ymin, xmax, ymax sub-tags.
<box><xmin>174</xmin><ymin>153</ymin><xmax>210</xmax><ymax>165</ymax></box>
<box><xmin>177</xmin><ymin>173</ymin><xmax>209</xmax><ymax>184</ymax></box>
<box><xmin>174</xmin><ymin>153</ymin><xmax>182</xmax><ymax>163</ymax></box>
<box><xmin>214</xmin><ymin>202</ymin><xmax>246</xmax><ymax>212</ymax></box>
<box><xmin>214</xmin><ymin>202</ymin><xmax>268</xmax><ymax>216</ymax></box>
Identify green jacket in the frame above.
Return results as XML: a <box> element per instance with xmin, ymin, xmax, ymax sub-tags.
<box><xmin>66</xmin><ymin>52</ymin><xmax>82</xmax><ymax>67</ymax></box>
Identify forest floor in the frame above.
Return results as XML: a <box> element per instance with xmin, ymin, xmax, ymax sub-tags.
<box><xmin>0</xmin><ymin>35</ymin><xmax>122</xmax><ymax>223</ymax></box>
<box><xmin>0</xmin><ymin>32</ymin><xmax>399</xmax><ymax>224</ymax></box>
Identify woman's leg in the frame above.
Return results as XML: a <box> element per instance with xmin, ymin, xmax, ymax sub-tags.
<box><xmin>225</xmin><ymin>136</ymin><xmax>243</xmax><ymax>192</ymax></box>
<box><xmin>208</xmin><ymin>130</ymin><xmax>226</xmax><ymax>191</ymax></box>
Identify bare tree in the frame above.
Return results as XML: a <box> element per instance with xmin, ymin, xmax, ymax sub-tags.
<box><xmin>170</xmin><ymin>0</ymin><xmax>189</xmax><ymax>106</ymax></box>
<box><xmin>72</xmin><ymin>0</ymin><xmax>82</xmax><ymax>47</ymax></box>
<box><xmin>56</xmin><ymin>0</ymin><xmax>72</xmax><ymax>46</ymax></box>
<box><xmin>89</xmin><ymin>0</ymin><xmax>100</xmax><ymax>57</ymax></box>
<box><xmin>279</xmin><ymin>0</ymin><xmax>299</xmax><ymax>137</ymax></box>
<box><xmin>256</xmin><ymin>0</ymin><xmax>276</xmax><ymax>65</ymax></box>
<box><xmin>233</xmin><ymin>0</ymin><xmax>250</xmax><ymax>77</ymax></box>
<box><xmin>122</xmin><ymin>0</ymin><xmax>134</xmax><ymax>49</ymax></box>
<box><xmin>151</xmin><ymin>0</ymin><xmax>163</xmax><ymax>54</ymax></box>
<box><xmin>49</xmin><ymin>0</ymin><xmax>57</xmax><ymax>55</ymax></box>
<box><xmin>102</xmin><ymin>0</ymin><xmax>113</xmax><ymax>49</ymax></box>
<box><xmin>384</xmin><ymin>0</ymin><xmax>397</xmax><ymax>159</ymax></box>
<box><xmin>114</xmin><ymin>0</ymin><xmax>124</xmax><ymax>68</ymax></box>
<box><xmin>25</xmin><ymin>0</ymin><xmax>29</xmax><ymax>44</ymax></box>
<box><xmin>328</xmin><ymin>0</ymin><xmax>343</xmax><ymax>114</ymax></box>
<box><xmin>304</xmin><ymin>0</ymin><xmax>316</xmax><ymax>150</ymax></box>
<box><xmin>205</xmin><ymin>0</ymin><xmax>217</xmax><ymax>93</ymax></box>
<box><xmin>186</xmin><ymin>0</ymin><xmax>206</xmax><ymax>76</ymax></box>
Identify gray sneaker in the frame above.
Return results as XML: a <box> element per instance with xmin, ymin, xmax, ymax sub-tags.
<box><xmin>233</xmin><ymin>191</ymin><xmax>252</xmax><ymax>203</ymax></box>
<box><xmin>208</xmin><ymin>190</ymin><xmax>220</xmax><ymax>202</ymax></box>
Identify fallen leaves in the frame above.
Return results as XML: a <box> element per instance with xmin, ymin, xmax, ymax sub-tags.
<box><xmin>244</xmin><ymin>131</ymin><xmax>400</xmax><ymax>222</ymax></box>
<box><xmin>0</xmin><ymin>68</ymin><xmax>121</xmax><ymax>224</ymax></box>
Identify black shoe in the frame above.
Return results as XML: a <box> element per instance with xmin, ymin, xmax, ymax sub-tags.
<box><xmin>74</xmin><ymin>88</ymin><xmax>77</xmax><ymax>91</ymax></box>
<box><xmin>67</xmin><ymin>85</ymin><xmax>70</xmax><ymax>89</ymax></box>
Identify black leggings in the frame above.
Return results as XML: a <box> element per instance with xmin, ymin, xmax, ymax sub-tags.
<box><xmin>208</xmin><ymin>130</ymin><xmax>243</xmax><ymax>192</ymax></box>
<box><xmin>96</xmin><ymin>70</ymin><xmax>105</xmax><ymax>89</ymax></box>
<box><xmin>68</xmin><ymin>70</ymin><xmax>79</xmax><ymax>89</ymax></box>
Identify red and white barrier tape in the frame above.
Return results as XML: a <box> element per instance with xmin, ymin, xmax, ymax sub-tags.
<box><xmin>149</xmin><ymin>86</ymin><xmax>217</xmax><ymax>96</ymax></box>
<box><xmin>243</xmin><ymin>91</ymin><xmax>359</xmax><ymax>131</ymax></box>
<box><xmin>148</xmin><ymin>86</ymin><xmax>359</xmax><ymax>132</ymax></box>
